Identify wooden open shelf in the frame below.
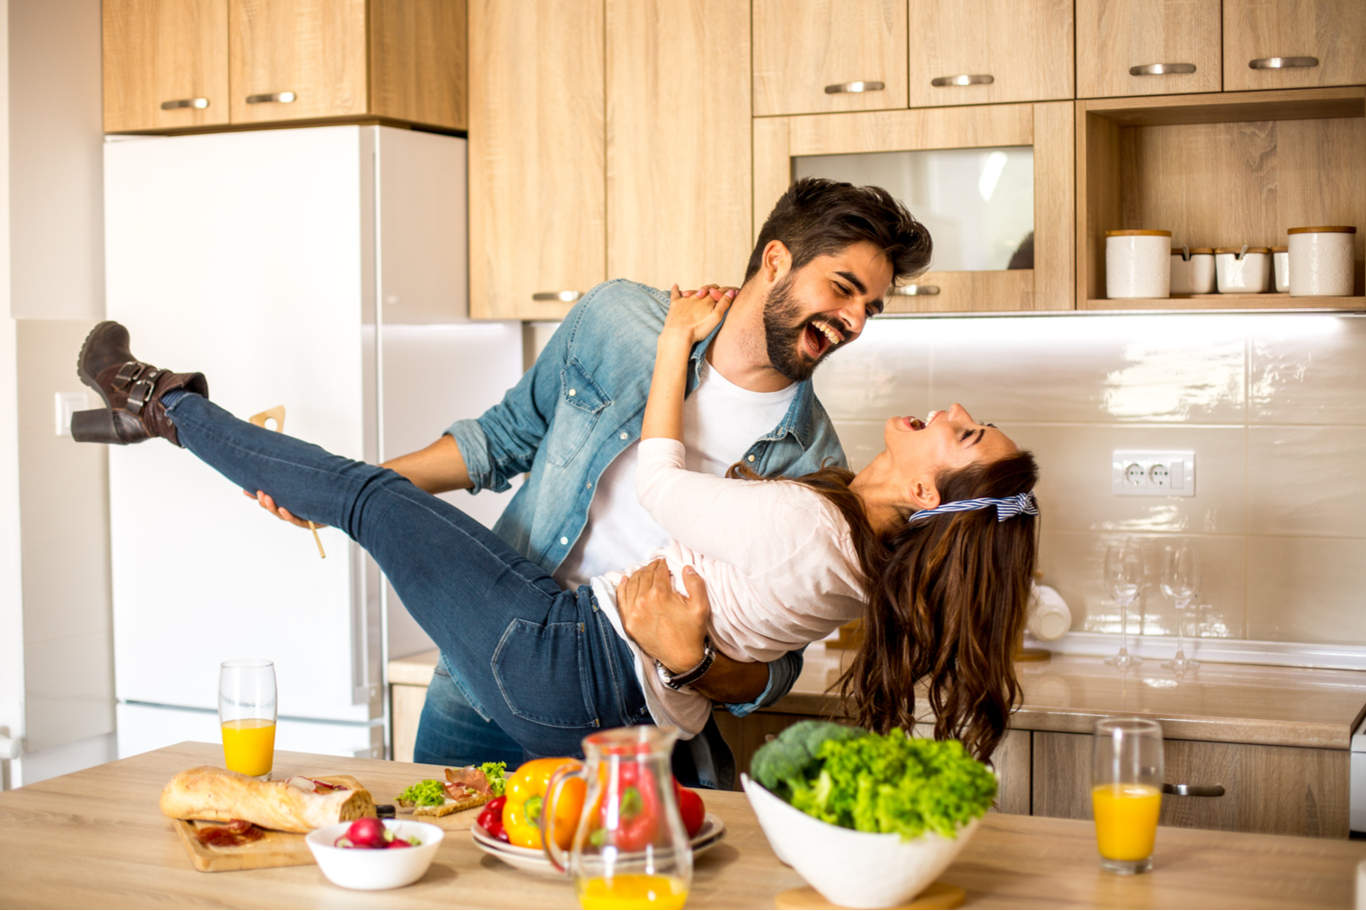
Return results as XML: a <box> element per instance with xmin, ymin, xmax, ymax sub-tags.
<box><xmin>1078</xmin><ymin>87</ymin><xmax>1366</xmax><ymax>311</ymax></box>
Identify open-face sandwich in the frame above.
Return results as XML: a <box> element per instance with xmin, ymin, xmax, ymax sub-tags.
<box><xmin>396</xmin><ymin>762</ymin><xmax>507</xmax><ymax>817</ymax></box>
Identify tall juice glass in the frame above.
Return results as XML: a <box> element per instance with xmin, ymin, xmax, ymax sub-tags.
<box><xmin>219</xmin><ymin>659</ymin><xmax>277</xmax><ymax>780</ymax></box>
<box><xmin>1092</xmin><ymin>717</ymin><xmax>1163</xmax><ymax>874</ymax></box>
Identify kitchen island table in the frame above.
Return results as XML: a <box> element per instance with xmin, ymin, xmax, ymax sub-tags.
<box><xmin>1</xmin><ymin>741</ymin><xmax>1362</xmax><ymax>909</ymax></box>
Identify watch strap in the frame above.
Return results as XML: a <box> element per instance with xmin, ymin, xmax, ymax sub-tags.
<box><xmin>655</xmin><ymin>636</ymin><xmax>716</xmax><ymax>690</ymax></box>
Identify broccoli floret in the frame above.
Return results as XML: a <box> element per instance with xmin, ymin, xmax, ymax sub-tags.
<box><xmin>749</xmin><ymin>719</ymin><xmax>867</xmax><ymax>798</ymax></box>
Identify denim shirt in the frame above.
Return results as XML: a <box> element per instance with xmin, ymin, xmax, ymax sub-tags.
<box><xmin>447</xmin><ymin>279</ymin><xmax>847</xmax><ymax>716</ymax></box>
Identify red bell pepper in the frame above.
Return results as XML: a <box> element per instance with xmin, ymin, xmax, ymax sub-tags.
<box><xmin>605</xmin><ymin>762</ymin><xmax>660</xmax><ymax>852</ymax></box>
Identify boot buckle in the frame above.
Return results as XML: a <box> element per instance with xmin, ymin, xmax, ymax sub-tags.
<box><xmin>126</xmin><ymin>368</ymin><xmax>164</xmax><ymax>415</ymax></box>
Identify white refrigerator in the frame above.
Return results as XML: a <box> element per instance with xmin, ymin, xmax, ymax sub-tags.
<box><xmin>103</xmin><ymin>126</ymin><xmax>523</xmax><ymax>760</ymax></box>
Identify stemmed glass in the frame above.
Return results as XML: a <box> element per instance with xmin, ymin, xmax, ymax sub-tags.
<box><xmin>1104</xmin><ymin>542</ymin><xmax>1143</xmax><ymax>670</ymax></box>
<box><xmin>1159</xmin><ymin>542</ymin><xmax>1201</xmax><ymax>672</ymax></box>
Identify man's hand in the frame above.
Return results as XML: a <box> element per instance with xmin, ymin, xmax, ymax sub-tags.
<box><xmin>616</xmin><ymin>559</ymin><xmax>710</xmax><ymax>674</ymax></box>
<box><xmin>242</xmin><ymin>489</ymin><xmax>327</xmax><ymax>529</ymax></box>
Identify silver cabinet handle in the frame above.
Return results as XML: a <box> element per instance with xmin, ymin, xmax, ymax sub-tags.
<box><xmin>246</xmin><ymin>91</ymin><xmax>297</xmax><ymax>104</ymax></box>
<box><xmin>532</xmin><ymin>291</ymin><xmax>583</xmax><ymax>303</ymax></box>
<box><xmin>1163</xmin><ymin>782</ymin><xmax>1226</xmax><ymax>797</ymax></box>
<box><xmin>1129</xmin><ymin>63</ymin><xmax>1196</xmax><ymax>76</ymax></box>
<box><xmin>1249</xmin><ymin>56</ymin><xmax>1319</xmax><ymax>70</ymax></box>
<box><xmin>930</xmin><ymin>74</ymin><xmax>994</xmax><ymax>87</ymax></box>
<box><xmin>160</xmin><ymin>97</ymin><xmax>209</xmax><ymax>110</ymax></box>
<box><xmin>824</xmin><ymin>81</ymin><xmax>885</xmax><ymax>94</ymax></box>
<box><xmin>890</xmin><ymin>284</ymin><xmax>940</xmax><ymax>296</ymax></box>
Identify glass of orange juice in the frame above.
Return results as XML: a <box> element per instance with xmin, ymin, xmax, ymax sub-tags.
<box><xmin>1092</xmin><ymin>717</ymin><xmax>1163</xmax><ymax>874</ymax></box>
<box><xmin>219</xmin><ymin>659</ymin><xmax>277</xmax><ymax>780</ymax></box>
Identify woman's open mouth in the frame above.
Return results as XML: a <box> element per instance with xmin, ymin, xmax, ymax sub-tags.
<box><xmin>902</xmin><ymin>416</ymin><xmax>925</xmax><ymax>431</ymax></box>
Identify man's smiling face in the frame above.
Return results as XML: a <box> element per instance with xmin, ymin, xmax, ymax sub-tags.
<box><xmin>761</xmin><ymin>240</ymin><xmax>894</xmax><ymax>382</ymax></box>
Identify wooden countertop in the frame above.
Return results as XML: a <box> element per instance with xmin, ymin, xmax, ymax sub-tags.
<box><xmin>390</xmin><ymin>647</ymin><xmax>1366</xmax><ymax>750</ymax></box>
<box><xmin>2</xmin><ymin>741</ymin><xmax>1364</xmax><ymax>909</ymax></box>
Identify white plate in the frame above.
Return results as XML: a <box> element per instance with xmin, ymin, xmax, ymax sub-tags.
<box><xmin>471</xmin><ymin>813</ymin><xmax>726</xmax><ymax>876</ymax></box>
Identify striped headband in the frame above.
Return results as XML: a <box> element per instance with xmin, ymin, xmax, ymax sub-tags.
<box><xmin>908</xmin><ymin>491</ymin><xmax>1038</xmax><ymax>524</ymax></box>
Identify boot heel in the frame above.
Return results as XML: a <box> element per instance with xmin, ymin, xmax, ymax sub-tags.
<box><xmin>70</xmin><ymin>408</ymin><xmax>122</xmax><ymax>444</ymax></box>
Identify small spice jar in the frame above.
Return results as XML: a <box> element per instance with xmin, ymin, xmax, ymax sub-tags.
<box><xmin>1271</xmin><ymin>246</ymin><xmax>1289</xmax><ymax>293</ymax></box>
<box><xmin>1106</xmin><ymin>230</ymin><xmax>1171</xmax><ymax>299</ymax></box>
<box><xmin>1215</xmin><ymin>246</ymin><xmax>1271</xmax><ymax>294</ymax></box>
<box><xmin>1170</xmin><ymin>245</ymin><xmax>1215</xmax><ymax>295</ymax></box>
<box><xmin>1288</xmin><ymin>226</ymin><xmax>1356</xmax><ymax>297</ymax></box>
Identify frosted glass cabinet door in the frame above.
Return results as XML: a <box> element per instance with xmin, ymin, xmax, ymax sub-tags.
<box><xmin>907</xmin><ymin>0</ymin><xmax>1074</xmax><ymax>107</ymax></box>
<box><xmin>1076</xmin><ymin>0</ymin><xmax>1222</xmax><ymax>98</ymax></box>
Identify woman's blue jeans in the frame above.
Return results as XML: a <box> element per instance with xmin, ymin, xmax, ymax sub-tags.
<box><xmin>166</xmin><ymin>394</ymin><xmax>651</xmax><ymax>759</ymax></box>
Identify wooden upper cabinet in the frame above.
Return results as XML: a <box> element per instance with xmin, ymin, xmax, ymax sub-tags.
<box><xmin>229</xmin><ymin>0</ymin><xmax>367</xmax><ymax>124</ymax></box>
<box><xmin>907</xmin><ymin>0</ymin><xmax>1073</xmax><ymax>107</ymax></box>
<box><xmin>753</xmin><ymin>0</ymin><xmax>908</xmax><ymax>117</ymax></box>
<box><xmin>1224</xmin><ymin>0</ymin><xmax>1366</xmax><ymax>92</ymax></box>
<box><xmin>607</xmin><ymin>0</ymin><xmax>752</xmax><ymax>289</ymax></box>
<box><xmin>104</xmin><ymin>0</ymin><xmax>467</xmax><ymax>133</ymax></box>
<box><xmin>468</xmin><ymin>0</ymin><xmax>605</xmax><ymax>320</ymax></box>
<box><xmin>1077</xmin><ymin>0</ymin><xmax>1222</xmax><ymax>98</ymax></box>
<box><xmin>103</xmin><ymin>0</ymin><xmax>230</xmax><ymax>132</ymax></box>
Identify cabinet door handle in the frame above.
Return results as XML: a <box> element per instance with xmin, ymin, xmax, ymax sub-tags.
<box><xmin>824</xmin><ymin>81</ymin><xmax>885</xmax><ymax>95</ymax></box>
<box><xmin>1163</xmin><ymin>782</ymin><xmax>1226</xmax><ymax>797</ymax></box>
<box><xmin>1129</xmin><ymin>63</ymin><xmax>1196</xmax><ymax>76</ymax></box>
<box><xmin>532</xmin><ymin>291</ymin><xmax>583</xmax><ymax>302</ymax></box>
<box><xmin>246</xmin><ymin>92</ymin><xmax>297</xmax><ymax>104</ymax></box>
<box><xmin>930</xmin><ymin>74</ymin><xmax>994</xmax><ymax>87</ymax></box>
<box><xmin>889</xmin><ymin>284</ymin><xmax>940</xmax><ymax>296</ymax></box>
<box><xmin>1249</xmin><ymin>56</ymin><xmax>1319</xmax><ymax>70</ymax></box>
<box><xmin>160</xmin><ymin>97</ymin><xmax>210</xmax><ymax>110</ymax></box>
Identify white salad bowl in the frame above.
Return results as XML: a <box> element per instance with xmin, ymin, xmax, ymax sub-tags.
<box><xmin>742</xmin><ymin>773</ymin><xmax>980</xmax><ymax>909</ymax></box>
<box><xmin>305</xmin><ymin>819</ymin><xmax>443</xmax><ymax>890</ymax></box>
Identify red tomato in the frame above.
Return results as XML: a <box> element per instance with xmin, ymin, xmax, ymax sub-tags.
<box><xmin>673</xmin><ymin>780</ymin><xmax>706</xmax><ymax>838</ymax></box>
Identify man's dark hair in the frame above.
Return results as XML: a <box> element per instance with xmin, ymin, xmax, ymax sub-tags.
<box><xmin>743</xmin><ymin>178</ymin><xmax>932</xmax><ymax>286</ymax></box>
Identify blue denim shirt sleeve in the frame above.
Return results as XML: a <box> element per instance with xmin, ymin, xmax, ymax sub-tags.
<box><xmin>445</xmin><ymin>306</ymin><xmax>581</xmax><ymax>495</ymax></box>
<box><xmin>723</xmin><ymin>645</ymin><xmax>806</xmax><ymax>716</ymax></box>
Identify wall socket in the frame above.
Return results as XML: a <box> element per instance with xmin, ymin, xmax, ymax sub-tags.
<box><xmin>1112</xmin><ymin>450</ymin><xmax>1196</xmax><ymax>497</ymax></box>
<box><xmin>54</xmin><ymin>392</ymin><xmax>88</xmax><ymax>436</ymax></box>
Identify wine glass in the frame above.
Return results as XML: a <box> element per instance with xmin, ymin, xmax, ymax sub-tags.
<box><xmin>1104</xmin><ymin>543</ymin><xmax>1143</xmax><ymax>670</ymax></box>
<box><xmin>1159</xmin><ymin>542</ymin><xmax>1201</xmax><ymax>672</ymax></box>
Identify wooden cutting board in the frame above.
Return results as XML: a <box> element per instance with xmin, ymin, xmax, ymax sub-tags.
<box><xmin>172</xmin><ymin>820</ymin><xmax>316</xmax><ymax>872</ymax></box>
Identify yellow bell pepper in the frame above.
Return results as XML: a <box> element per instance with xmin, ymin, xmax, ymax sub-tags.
<box><xmin>501</xmin><ymin>757</ymin><xmax>585</xmax><ymax>851</ymax></box>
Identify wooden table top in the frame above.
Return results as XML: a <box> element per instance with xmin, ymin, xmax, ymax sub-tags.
<box><xmin>2</xmin><ymin>741</ymin><xmax>1364</xmax><ymax>909</ymax></box>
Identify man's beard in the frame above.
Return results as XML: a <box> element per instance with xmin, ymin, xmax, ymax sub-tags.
<box><xmin>762</xmin><ymin>273</ymin><xmax>840</xmax><ymax>383</ymax></box>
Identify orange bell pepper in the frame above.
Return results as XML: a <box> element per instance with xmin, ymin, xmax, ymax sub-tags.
<box><xmin>501</xmin><ymin>757</ymin><xmax>584</xmax><ymax>851</ymax></box>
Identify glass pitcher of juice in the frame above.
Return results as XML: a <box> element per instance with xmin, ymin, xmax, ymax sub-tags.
<box><xmin>543</xmin><ymin>726</ymin><xmax>692</xmax><ymax>910</ymax></box>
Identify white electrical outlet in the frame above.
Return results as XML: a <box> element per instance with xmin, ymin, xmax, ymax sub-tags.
<box><xmin>1112</xmin><ymin>450</ymin><xmax>1195</xmax><ymax>497</ymax></box>
<box><xmin>54</xmin><ymin>392</ymin><xmax>88</xmax><ymax>436</ymax></box>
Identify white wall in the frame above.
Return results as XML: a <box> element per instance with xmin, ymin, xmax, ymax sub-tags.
<box><xmin>0</xmin><ymin>0</ymin><xmax>20</xmax><ymax>788</ymax></box>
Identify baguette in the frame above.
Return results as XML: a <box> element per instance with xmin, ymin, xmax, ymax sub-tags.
<box><xmin>160</xmin><ymin>767</ymin><xmax>376</xmax><ymax>834</ymax></box>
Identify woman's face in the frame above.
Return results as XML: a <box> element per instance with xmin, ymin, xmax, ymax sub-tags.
<box><xmin>883</xmin><ymin>404</ymin><xmax>1018</xmax><ymax>495</ymax></box>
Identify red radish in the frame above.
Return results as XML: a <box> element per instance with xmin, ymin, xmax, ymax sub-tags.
<box><xmin>386</xmin><ymin>838</ymin><xmax>414</xmax><ymax>849</ymax></box>
<box><xmin>343</xmin><ymin>817</ymin><xmax>388</xmax><ymax>848</ymax></box>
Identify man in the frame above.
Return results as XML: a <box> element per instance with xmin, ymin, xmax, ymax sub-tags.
<box><xmin>258</xmin><ymin>178</ymin><xmax>930</xmax><ymax>787</ymax></box>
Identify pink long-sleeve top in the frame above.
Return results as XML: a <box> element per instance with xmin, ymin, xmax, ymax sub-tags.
<box><xmin>589</xmin><ymin>438</ymin><xmax>867</xmax><ymax>737</ymax></box>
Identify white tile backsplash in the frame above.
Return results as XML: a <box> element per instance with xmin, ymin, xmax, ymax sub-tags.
<box><xmin>822</xmin><ymin>314</ymin><xmax>1365</xmax><ymax>646</ymax></box>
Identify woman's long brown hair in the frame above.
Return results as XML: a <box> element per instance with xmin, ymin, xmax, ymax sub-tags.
<box><xmin>732</xmin><ymin>451</ymin><xmax>1040</xmax><ymax>762</ymax></box>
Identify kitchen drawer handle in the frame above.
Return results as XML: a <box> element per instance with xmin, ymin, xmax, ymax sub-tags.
<box><xmin>246</xmin><ymin>92</ymin><xmax>297</xmax><ymax>104</ymax></box>
<box><xmin>824</xmin><ymin>81</ymin><xmax>885</xmax><ymax>95</ymax></box>
<box><xmin>1249</xmin><ymin>56</ymin><xmax>1319</xmax><ymax>70</ymax></box>
<box><xmin>1129</xmin><ymin>63</ymin><xmax>1196</xmax><ymax>76</ymax></box>
<box><xmin>532</xmin><ymin>291</ymin><xmax>583</xmax><ymax>303</ymax></box>
<box><xmin>889</xmin><ymin>284</ymin><xmax>940</xmax><ymax>297</ymax></box>
<box><xmin>930</xmin><ymin>74</ymin><xmax>994</xmax><ymax>88</ymax></box>
<box><xmin>1163</xmin><ymin>782</ymin><xmax>1225</xmax><ymax>798</ymax></box>
<box><xmin>160</xmin><ymin>97</ymin><xmax>209</xmax><ymax>110</ymax></box>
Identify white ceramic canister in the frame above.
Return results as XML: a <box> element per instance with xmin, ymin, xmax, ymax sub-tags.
<box><xmin>1288</xmin><ymin>226</ymin><xmax>1357</xmax><ymax>297</ymax></box>
<box><xmin>1214</xmin><ymin>246</ymin><xmax>1271</xmax><ymax>293</ymax></box>
<box><xmin>1170</xmin><ymin>245</ymin><xmax>1215</xmax><ymax>295</ymax></box>
<box><xmin>1271</xmin><ymin>246</ymin><xmax>1289</xmax><ymax>293</ymax></box>
<box><xmin>1106</xmin><ymin>229</ymin><xmax>1171</xmax><ymax>299</ymax></box>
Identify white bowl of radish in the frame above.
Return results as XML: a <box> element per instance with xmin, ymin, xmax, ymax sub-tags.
<box><xmin>305</xmin><ymin>818</ymin><xmax>443</xmax><ymax>890</ymax></box>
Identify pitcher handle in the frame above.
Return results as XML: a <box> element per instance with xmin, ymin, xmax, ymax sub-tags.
<box><xmin>542</xmin><ymin>764</ymin><xmax>583</xmax><ymax>874</ymax></box>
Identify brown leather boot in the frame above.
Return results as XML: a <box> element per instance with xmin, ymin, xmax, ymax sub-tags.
<box><xmin>71</xmin><ymin>321</ymin><xmax>209</xmax><ymax>447</ymax></box>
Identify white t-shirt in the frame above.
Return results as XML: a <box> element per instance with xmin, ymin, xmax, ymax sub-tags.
<box><xmin>553</xmin><ymin>358</ymin><xmax>799</xmax><ymax>589</ymax></box>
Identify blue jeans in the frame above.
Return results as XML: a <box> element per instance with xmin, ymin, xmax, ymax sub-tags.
<box><xmin>166</xmin><ymin>394</ymin><xmax>652</xmax><ymax>759</ymax></box>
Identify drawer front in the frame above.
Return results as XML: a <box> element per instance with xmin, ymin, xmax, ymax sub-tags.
<box><xmin>1033</xmin><ymin>731</ymin><xmax>1349</xmax><ymax>838</ymax></box>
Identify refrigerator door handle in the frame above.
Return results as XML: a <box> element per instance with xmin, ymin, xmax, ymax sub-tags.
<box><xmin>350</xmin><ymin>544</ymin><xmax>383</xmax><ymax>707</ymax></box>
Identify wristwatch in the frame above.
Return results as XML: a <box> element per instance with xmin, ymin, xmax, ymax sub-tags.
<box><xmin>654</xmin><ymin>636</ymin><xmax>716</xmax><ymax>691</ymax></box>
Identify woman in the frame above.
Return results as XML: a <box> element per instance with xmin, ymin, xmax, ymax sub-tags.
<box><xmin>70</xmin><ymin>291</ymin><xmax>1037</xmax><ymax>763</ymax></box>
